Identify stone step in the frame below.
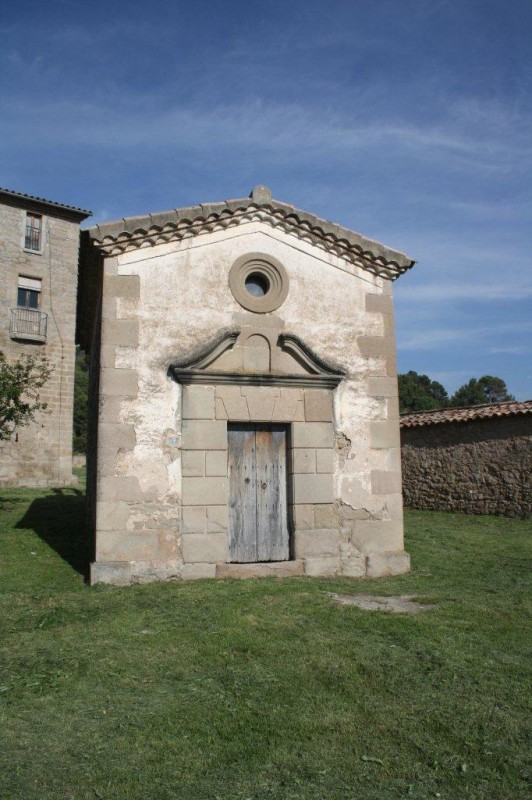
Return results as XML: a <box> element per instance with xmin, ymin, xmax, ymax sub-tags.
<box><xmin>216</xmin><ymin>560</ymin><xmax>304</xmax><ymax>579</ymax></box>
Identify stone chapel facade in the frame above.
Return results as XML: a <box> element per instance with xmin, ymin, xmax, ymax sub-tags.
<box><xmin>79</xmin><ymin>186</ymin><xmax>415</xmax><ymax>585</ymax></box>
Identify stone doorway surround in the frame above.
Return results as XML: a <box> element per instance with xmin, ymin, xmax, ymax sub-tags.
<box><xmin>173</xmin><ymin>321</ymin><xmax>349</xmax><ymax>580</ymax></box>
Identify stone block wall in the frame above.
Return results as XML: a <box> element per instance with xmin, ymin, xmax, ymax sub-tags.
<box><xmin>401</xmin><ymin>416</ymin><xmax>531</xmax><ymax>518</ymax></box>
<box><xmin>0</xmin><ymin>198</ymin><xmax>84</xmax><ymax>487</ymax></box>
<box><xmin>177</xmin><ymin>384</ymin><xmax>354</xmax><ymax>579</ymax></box>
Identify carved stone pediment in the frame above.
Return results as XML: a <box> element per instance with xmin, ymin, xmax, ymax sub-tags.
<box><xmin>170</xmin><ymin>330</ymin><xmax>344</xmax><ymax>389</ymax></box>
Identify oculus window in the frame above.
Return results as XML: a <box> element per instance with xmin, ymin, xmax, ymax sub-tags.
<box><xmin>229</xmin><ymin>254</ymin><xmax>289</xmax><ymax>313</ymax></box>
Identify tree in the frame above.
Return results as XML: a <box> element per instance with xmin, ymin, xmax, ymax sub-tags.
<box><xmin>0</xmin><ymin>351</ymin><xmax>53</xmax><ymax>440</ymax></box>
<box><xmin>450</xmin><ymin>375</ymin><xmax>515</xmax><ymax>407</ymax></box>
<box><xmin>73</xmin><ymin>346</ymin><xmax>89</xmax><ymax>454</ymax></box>
<box><xmin>398</xmin><ymin>371</ymin><xmax>449</xmax><ymax>413</ymax></box>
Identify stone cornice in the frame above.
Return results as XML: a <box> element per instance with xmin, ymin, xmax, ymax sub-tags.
<box><xmin>87</xmin><ymin>188</ymin><xmax>415</xmax><ymax>281</ymax></box>
<box><xmin>172</xmin><ymin>371</ymin><xmax>342</xmax><ymax>390</ymax></box>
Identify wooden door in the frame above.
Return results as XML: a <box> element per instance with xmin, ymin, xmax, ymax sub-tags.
<box><xmin>228</xmin><ymin>423</ymin><xmax>289</xmax><ymax>563</ymax></box>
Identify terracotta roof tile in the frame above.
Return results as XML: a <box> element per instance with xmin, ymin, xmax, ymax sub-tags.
<box><xmin>86</xmin><ymin>185</ymin><xmax>414</xmax><ymax>280</ymax></box>
<box><xmin>400</xmin><ymin>400</ymin><xmax>532</xmax><ymax>428</ymax></box>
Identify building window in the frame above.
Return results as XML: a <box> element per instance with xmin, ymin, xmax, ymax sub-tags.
<box><xmin>10</xmin><ymin>277</ymin><xmax>47</xmax><ymax>342</ymax></box>
<box><xmin>24</xmin><ymin>213</ymin><xmax>42</xmax><ymax>251</ymax></box>
<box><xmin>18</xmin><ymin>276</ymin><xmax>42</xmax><ymax>309</ymax></box>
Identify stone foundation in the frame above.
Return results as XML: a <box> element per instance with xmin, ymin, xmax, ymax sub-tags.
<box><xmin>91</xmin><ymin>551</ymin><xmax>409</xmax><ymax>585</ymax></box>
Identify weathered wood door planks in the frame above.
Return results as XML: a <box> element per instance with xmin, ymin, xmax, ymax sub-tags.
<box><xmin>228</xmin><ymin>423</ymin><xmax>289</xmax><ymax>562</ymax></box>
<box><xmin>228</xmin><ymin>425</ymin><xmax>258</xmax><ymax>563</ymax></box>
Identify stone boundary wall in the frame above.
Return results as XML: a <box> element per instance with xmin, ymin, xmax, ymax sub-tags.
<box><xmin>401</xmin><ymin>415</ymin><xmax>531</xmax><ymax>518</ymax></box>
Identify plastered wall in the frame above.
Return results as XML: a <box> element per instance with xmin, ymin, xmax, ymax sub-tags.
<box><xmin>90</xmin><ymin>222</ymin><xmax>409</xmax><ymax>584</ymax></box>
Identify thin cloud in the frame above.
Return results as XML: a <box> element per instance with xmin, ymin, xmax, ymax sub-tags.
<box><xmin>404</xmin><ymin>195</ymin><xmax>531</xmax><ymax>221</ymax></box>
<box><xmin>396</xmin><ymin>282</ymin><xmax>532</xmax><ymax>302</ymax></box>
<box><xmin>0</xmin><ymin>0</ymin><xmax>529</xmax><ymax>407</ymax></box>
<box><xmin>490</xmin><ymin>346</ymin><xmax>528</xmax><ymax>355</ymax></box>
<box><xmin>1</xmin><ymin>97</ymin><xmax>529</xmax><ymax>174</ymax></box>
<box><xmin>398</xmin><ymin>320</ymin><xmax>532</xmax><ymax>351</ymax></box>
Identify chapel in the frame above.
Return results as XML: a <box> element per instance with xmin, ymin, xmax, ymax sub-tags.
<box><xmin>78</xmin><ymin>185</ymin><xmax>415</xmax><ymax>584</ymax></box>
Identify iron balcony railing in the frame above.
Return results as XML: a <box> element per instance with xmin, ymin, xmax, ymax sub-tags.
<box><xmin>9</xmin><ymin>307</ymin><xmax>48</xmax><ymax>342</ymax></box>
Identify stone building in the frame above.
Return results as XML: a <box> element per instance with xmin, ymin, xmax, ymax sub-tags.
<box><xmin>401</xmin><ymin>400</ymin><xmax>532</xmax><ymax>519</ymax></box>
<box><xmin>0</xmin><ymin>188</ymin><xmax>91</xmax><ymax>486</ymax></box>
<box><xmin>79</xmin><ymin>186</ymin><xmax>415</xmax><ymax>585</ymax></box>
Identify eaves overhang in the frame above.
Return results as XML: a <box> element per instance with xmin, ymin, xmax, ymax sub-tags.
<box><xmin>0</xmin><ymin>187</ymin><xmax>92</xmax><ymax>223</ymax></box>
<box><xmin>86</xmin><ymin>185</ymin><xmax>415</xmax><ymax>281</ymax></box>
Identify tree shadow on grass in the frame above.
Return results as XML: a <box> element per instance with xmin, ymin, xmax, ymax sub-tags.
<box><xmin>15</xmin><ymin>488</ymin><xmax>89</xmax><ymax>579</ymax></box>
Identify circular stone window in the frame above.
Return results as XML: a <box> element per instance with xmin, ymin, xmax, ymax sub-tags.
<box><xmin>229</xmin><ymin>253</ymin><xmax>289</xmax><ymax>313</ymax></box>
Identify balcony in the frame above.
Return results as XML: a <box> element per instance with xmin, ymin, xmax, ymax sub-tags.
<box><xmin>9</xmin><ymin>308</ymin><xmax>48</xmax><ymax>343</ymax></box>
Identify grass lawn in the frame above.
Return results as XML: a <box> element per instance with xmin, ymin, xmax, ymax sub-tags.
<box><xmin>0</xmin><ymin>477</ymin><xmax>530</xmax><ymax>800</ymax></box>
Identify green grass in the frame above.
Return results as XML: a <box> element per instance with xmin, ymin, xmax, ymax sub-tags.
<box><xmin>0</xmin><ymin>479</ymin><xmax>530</xmax><ymax>800</ymax></box>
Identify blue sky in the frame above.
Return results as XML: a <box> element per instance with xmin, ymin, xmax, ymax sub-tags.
<box><xmin>1</xmin><ymin>0</ymin><xmax>531</xmax><ymax>399</ymax></box>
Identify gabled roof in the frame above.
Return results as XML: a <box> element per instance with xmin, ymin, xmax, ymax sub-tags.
<box><xmin>86</xmin><ymin>185</ymin><xmax>415</xmax><ymax>280</ymax></box>
<box><xmin>400</xmin><ymin>400</ymin><xmax>532</xmax><ymax>428</ymax></box>
<box><xmin>0</xmin><ymin>187</ymin><xmax>92</xmax><ymax>222</ymax></box>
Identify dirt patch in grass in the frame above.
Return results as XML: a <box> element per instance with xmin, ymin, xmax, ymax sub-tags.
<box><xmin>328</xmin><ymin>592</ymin><xmax>439</xmax><ymax>613</ymax></box>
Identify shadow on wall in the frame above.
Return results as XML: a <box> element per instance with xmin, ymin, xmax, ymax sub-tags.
<box><xmin>15</xmin><ymin>488</ymin><xmax>89</xmax><ymax>579</ymax></box>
